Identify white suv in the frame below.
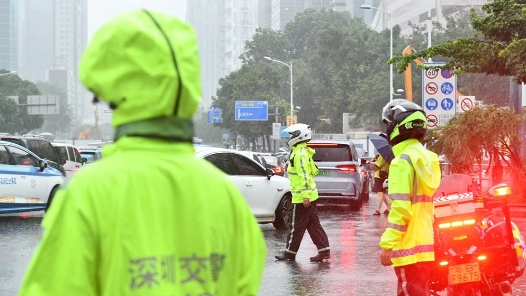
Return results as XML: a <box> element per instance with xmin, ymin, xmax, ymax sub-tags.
<box><xmin>51</xmin><ymin>143</ymin><xmax>86</xmax><ymax>178</ymax></box>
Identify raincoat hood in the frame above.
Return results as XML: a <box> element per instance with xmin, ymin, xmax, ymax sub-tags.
<box><xmin>79</xmin><ymin>10</ymin><xmax>201</xmax><ymax>140</ymax></box>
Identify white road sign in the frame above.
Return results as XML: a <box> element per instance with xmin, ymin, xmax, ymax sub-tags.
<box><xmin>458</xmin><ymin>96</ymin><xmax>475</xmax><ymax>113</ymax></box>
<box><xmin>422</xmin><ymin>63</ymin><xmax>457</xmax><ymax>128</ymax></box>
<box><xmin>272</xmin><ymin>122</ymin><xmax>281</xmax><ymax>140</ymax></box>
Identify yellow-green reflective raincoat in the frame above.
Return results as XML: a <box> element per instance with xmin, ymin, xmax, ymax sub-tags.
<box><xmin>287</xmin><ymin>142</ymin><xmax>319</xmax><ymax>204</ymax></box>
<box><xmin>374</xmin><ymin>155</ymin><xmax>389</xmax><ymax>179</ymax></box>
<box><xmin>379</xmin><ymin>138</ymin><xmax>441</xmax><ymax>267</ymax></box>
<box><xmin>19</xmin><ymin>10</ymin><xmax>265</xmax><ymax>296</ymax></box>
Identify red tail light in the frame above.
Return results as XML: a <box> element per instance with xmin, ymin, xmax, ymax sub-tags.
<box><xmin>272</xmin><ymin>165</ymin><xmax>284</xmax><ymax>176</ymax></box>
<box><xmin>336</xmin><ymin>164</ymin><xmax>357</xmax><ymax>172</ymax></box>
<box><xmin>360</xmin><ymin>170</ymin><xmax>367</xmax><ymax>176</ymax></box>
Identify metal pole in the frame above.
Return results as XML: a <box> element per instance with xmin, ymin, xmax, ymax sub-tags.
<box><xmin>427</xmin><ymin>0</ymin><xmax>433</xmax><ymax>61</ymax></box>
<box><xmin>290</xmin><ymin>63</ymin><xmax>293</xmax><ymax>116</ymax></box>
<box><xmin>275</xmin><ymin>104</ymin><xmax>279</xmax><ymax>153</ymax></box>
<box><xmin>389</xmin><ymin>27</ymin><xmax>393</xmax><ymax>102</ymax></box>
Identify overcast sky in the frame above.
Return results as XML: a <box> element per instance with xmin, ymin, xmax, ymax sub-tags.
<box><xmin>87</xmin><ymin>0</ymin><xmax>187</xmax><ymax>41</ymax></box>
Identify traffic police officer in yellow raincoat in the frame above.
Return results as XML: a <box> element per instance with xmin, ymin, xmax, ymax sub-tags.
<box><xmin>379</xmin><ymin>99</ymin><xmax>441</xmax><ymax>296</ymax></box>
<box><xmin>275</xmin><ymin>124</ymin><xmax>330</xmax><ymax>262</ymax></box>
<box><xmin>19</xmin><ymin>10</ymin><xmax>266</xmax><ymax>296</ymax></box>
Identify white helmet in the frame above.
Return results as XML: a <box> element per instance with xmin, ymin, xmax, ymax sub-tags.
<box><xmin>284</xmin><ymin>123</ymin><xmax>312</xmax><ymax>147</ymax></box>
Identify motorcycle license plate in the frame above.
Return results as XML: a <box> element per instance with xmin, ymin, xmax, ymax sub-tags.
<box><xmin>449</xmin><ymin>263</ymin><xmax>481</xmax><ymax>284</ymax></box>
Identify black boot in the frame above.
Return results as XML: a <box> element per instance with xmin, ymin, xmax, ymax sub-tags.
<box><xmin>275</xmin><ymin>252</ymin><xmax>296</xmax><ymax>261</ymax></box>
<box><xmin>310</xmin><ymin>250</ymin><xmax>330</xmax><ymax>262</ymax></box>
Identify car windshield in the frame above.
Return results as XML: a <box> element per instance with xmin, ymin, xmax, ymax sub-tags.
<box><xmin>81</xmin><ymin>152</ymin><xmax>100</xmax><ymax>163</ymax></box>
<box><xmin>310</xmin><ymin>145</ymin><xmax>352</xmax><ymax>162</ymax></box>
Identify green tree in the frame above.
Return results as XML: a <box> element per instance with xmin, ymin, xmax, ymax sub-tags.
<box><xmin>424</xmin><ymin>105</ymin><xmax>526</xmax><ymax>202</ymax></box>
<box><xmin>391</xmin><ymin>1</ymin><xmax>526</xmax><ymax>84</ymax></box>
<box><xmin>0</xmin><ymin>70</ymin><xmax>44</xmax><ymax>134</ymax></box>
<box><xmin>36</xmin><ymin>81</ymin><xmax>72</xmax><ymax>136</ymax></box>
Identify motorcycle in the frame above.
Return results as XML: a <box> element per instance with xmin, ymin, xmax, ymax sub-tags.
<box><xmin>430</xmin><ymin>182</ymin><xmax>526</xmax><ymax>296</ymax></box>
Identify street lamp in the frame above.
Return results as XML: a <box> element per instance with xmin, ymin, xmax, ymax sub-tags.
<box><xmin>0</xmin><ymin>71</ymin><xmax>16</xmax><ymax>77</ymax></box>
<box><xmin>360</xmin><ymin>4</ymin><xmax>394</xmax><ymax>102</ymax></box>
<box><xmin>264</xmin><ymin>56</ymin><xmax>294</xmax><ymax>116</ymax></box>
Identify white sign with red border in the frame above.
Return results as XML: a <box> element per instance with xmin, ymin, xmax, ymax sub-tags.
<box><xmin>427</xmin><ymin>114</ymin><xmax>438</xmax><ymax>128</ymax></box>
<box><xmin>458</xmin><ymin>96</ymin><xmax>475</xmax><ymax>113</ymax></box>
<box><xmin>422</xmin><ymin>63</ymin><xmax>457</xmax><ymax>128</ymax></box>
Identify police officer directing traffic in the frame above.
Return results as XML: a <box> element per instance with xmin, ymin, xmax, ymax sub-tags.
<box><xmin>275</xmin><ymin>123</ymin><xmax>330</xmax><ymax>262</ymax></box>
<box><xmin>19</xmin><ymin>10</ymin><xmax>266</xmax><ymax>295</ymax></box>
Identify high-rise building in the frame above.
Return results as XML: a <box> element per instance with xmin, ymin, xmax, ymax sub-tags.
<box><xmin>52</xmin><ymin>0</ymin><xmax>88</xmax><ymax>123</ymax></box>
<box><xmin>261</xmin><ymin>0</ymin><xmax>381</xmax><ymax>31</ymax></box>
<box><xmin>371</xmin><ymin>0</ymin><xmax>489</xmax><ymax>34</ymax></box>
<box><xmin>17</xmin><ymin>0</ymin><xmax>53</xmax><ymax>83</ymax></box>
<box><xmin>187</xmin><ymin>0</ymin><xmax>258</xmax><ymax>110</ymax></box>
<box><xmin>0</xmin><ymin>0</ymin><xmax>18</xmax><ymax>72</ymax></box>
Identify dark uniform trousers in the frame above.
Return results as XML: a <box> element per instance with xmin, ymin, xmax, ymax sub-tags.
<box><xmin>394</xmin><ymin>261</ymin><xmax>432</xmax><ymax>296</ymax></box>
<box><xmin>285</xmin><ymin>200</ymin><xmax>330</xmax><ymax>254</ymax></box>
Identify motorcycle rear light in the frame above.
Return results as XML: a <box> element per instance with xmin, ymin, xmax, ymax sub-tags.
<box><xmin>336</xmin><ymin>165</ymin><xmax>357</xmax><ymax>172</ymax></box>
<box><xmin>494</xmin><ymin>186</ymin><xmax>511</xmax><ymax>196</ymax></box>
<box><xmin>451</xmin><ymin>221</ymin><xmax>463</xmax><ymax>227</ymax></box>
<box><xmin>439</xmin><ymin>261</ymin><xmax>449</xmax><ymax>266</ymax></box>
<box><xmin>438</xmin><ymin>219</ymin><xmax>476</xmax><ymax>229</ymax></box>
<box><xmin>453</xmin><ymin>235</ymin><xmax>468</xmax><ymax>241</ymax></box>
<box><xmin>477</xmin><ymin>255</ymin><xmax>487</xmax><ymax>261</ymax></box>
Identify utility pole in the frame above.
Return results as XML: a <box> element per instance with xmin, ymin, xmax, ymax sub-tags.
<box><xmin>269</xmin><ymin>104</ymin><xmax>280</xmax><ymax>153</ymax></box>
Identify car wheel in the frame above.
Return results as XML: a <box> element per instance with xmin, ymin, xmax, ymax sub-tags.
<box><xmin>45</xmin><ymin>186</ymin><xmax>59</xmax><ymax>212</ymax></box>
<box><xmin>362</xmin><ymin>186</ymin><xmax>370</xmax><ymax>204</ymax></box>
<box><xmin>350</xmin><ymin>192</ymin><xmax>363</xmax><ymax>211</ymax></box>
<box><xmin>273</xmin><ymin>194</ymin><xmax>293</xmax><ymax>230</ymax></box>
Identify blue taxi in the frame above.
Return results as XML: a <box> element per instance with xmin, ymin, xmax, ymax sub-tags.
<box><xmin>0</xmin><ymin>141</ymin><xmax>64</xmax><ymax>214</ymax></box>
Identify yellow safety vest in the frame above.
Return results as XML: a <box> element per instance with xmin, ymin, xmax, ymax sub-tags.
<box><xmin>379</xmin><ymin>139</ymin><xmax>441</xmax><ymax>267</ymax></box>
<box><xmin>287</xmin><ymin>142</ymin><xmax>319</xmax><ymax>204</ymax></box>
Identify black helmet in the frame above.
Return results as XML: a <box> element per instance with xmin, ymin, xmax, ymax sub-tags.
<box><xmin>382</xmin><ymin>99</ymin><xmax>427</xmax><ymax>146</ymax></box>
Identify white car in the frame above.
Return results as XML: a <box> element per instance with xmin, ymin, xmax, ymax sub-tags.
<box><xmin>52</xmin><ymin>142</ymin><xmax>86</xmax><ymax>178</ymax></box>
<box><xmin>195</xmin><ymin>146</ymin><xmax>293</xmax><ymax>229</ymax></box>
<box><xmin>0</xmin><ymin>141</ymin><xmax>64</xmax><ymax>214</ymax></box>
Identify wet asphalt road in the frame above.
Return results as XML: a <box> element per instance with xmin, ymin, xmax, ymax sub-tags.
<box><xmin>1</xmin><ymin>194</ymin><xmax>526</xmax><ymax>296</ymax></box>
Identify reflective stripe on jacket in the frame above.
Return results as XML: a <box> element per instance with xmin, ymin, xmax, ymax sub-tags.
<box><xmin>287</xmin><ymin>142</ymin><xmax>319</xmax><ymax>204</ymax></box>
<box><xmin>379</xmin><ymin>139</ymin><xmax>441</xmax><ymax>267</ymax></box>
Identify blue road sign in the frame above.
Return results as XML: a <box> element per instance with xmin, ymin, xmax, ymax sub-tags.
<box><xmin>441</xmin><ymin>82</ymin><xmax>454</xmax><ymax>95</ymax></box>
<box><xmin>441</xmin><ymin>98</ymin><xmax>454</xmax><ymax>111</ymax></box>
<box><xmin>425</xmin><ymin>98</ymin><xmax>438</xmax><ymax>111</ymax></box>
<box><xmin>280</xmin><ymin>126</ymin><xmax>289</xmax><ymax>138</ymax></box>
<box><xmin>235</xmin><ymin>101</ymin><xmax>268</xmax><ymax>121</ymax></box>
<box><xmin>208</xmin><ymin>107</ymin><xmax>223</xmax><ymax>124</ymax></box>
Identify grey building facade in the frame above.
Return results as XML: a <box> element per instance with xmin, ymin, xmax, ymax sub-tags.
<box><xmin>0</xmin><ymin>0</ymin><xmax>18</xmax><ymax>72</ymax></box>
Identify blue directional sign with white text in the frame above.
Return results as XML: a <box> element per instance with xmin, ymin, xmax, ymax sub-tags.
<box><xmin>208</xmin><ymin>107</ymin><xmax>223</xmax><ymax>124</ymax></box>
<box><xmin>235</xmin><ymin>101</ymin><xmax>268</xmax><ymax>121</ymax></box>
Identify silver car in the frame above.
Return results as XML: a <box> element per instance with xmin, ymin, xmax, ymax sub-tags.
<box><xmin>306</xmin><ymin>140</ymin><xmax>369</xmax><ymax>211</ymax></box>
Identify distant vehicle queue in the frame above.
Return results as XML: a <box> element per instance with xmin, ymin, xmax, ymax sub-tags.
<box><xmin>0</xmin><ymin>134</ymin><xmax>106</xmax><ymax>214</ymax></box>
<box><xmin>0</xmin><ymin>136</ymin><xmax>372</xmax><ymax>221</ymax></box>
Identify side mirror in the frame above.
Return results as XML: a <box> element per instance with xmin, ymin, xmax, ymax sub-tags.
<box><xmin>360</xmin><ymin>158</ymin><xmax>367</xmax><ymax>166</ymax></box>
<box><xmin>59</xmin><ymin>158</ymin><xmax>67</xmax><ymax>165</ymax></box>
<box><xmin>82</xmin><ymin>157</ymin><xmax>88</xmax><ymax>164</ymax></box>
<box><xmin>266</xmin><ymin>168</ymin><xmax>275</xmax><ymax>180</ymax></box>
<box><xmin>39</xmin><ymin>160</ymin><xmax>48</xmax><ymax>172</ymax></box>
